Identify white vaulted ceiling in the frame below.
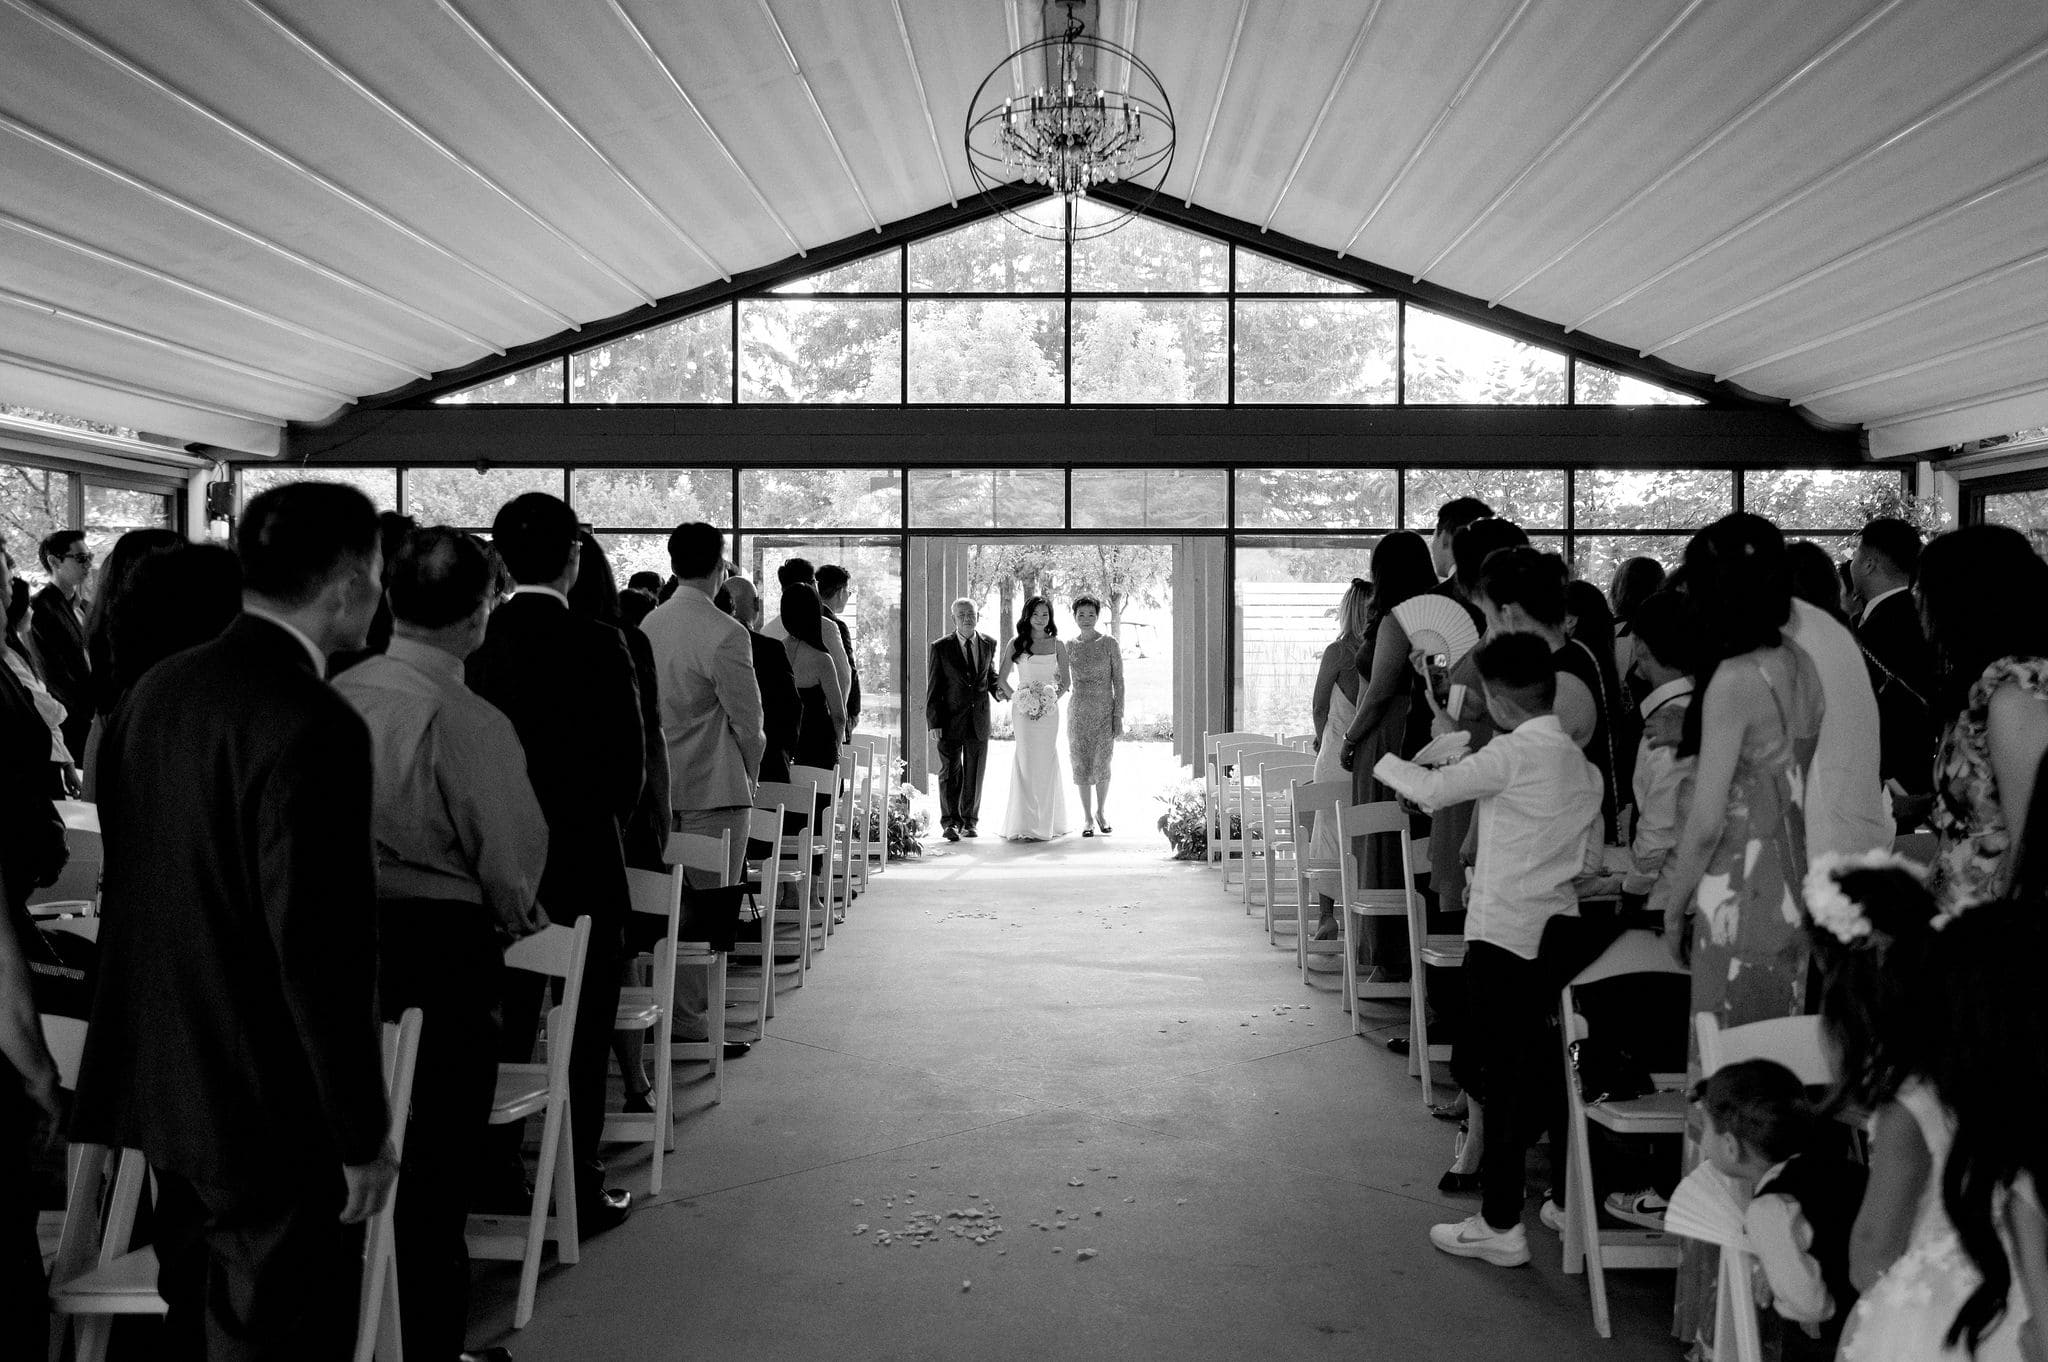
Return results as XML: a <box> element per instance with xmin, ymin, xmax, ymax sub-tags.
<box><xmin>2</xmin><ymin>0</ymin><xmax>2045</xmax><ymax>456</ymax></box>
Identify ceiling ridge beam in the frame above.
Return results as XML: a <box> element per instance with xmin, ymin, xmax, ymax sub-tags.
<box><xmin>1872</xmin><ymin>376</ymin><xmax>2048</xmax><ymax>431</ymax></box>
<box><xmin>431</xmin><ymin>0</ymin><xmax>730</xmax><ymax>277</ymax></box>
<box><xmin>1260</xmin><ymin>0</ymin><xmax>1385</xmax><ymax>232</ymax></box>
<box><xmin>754</xmin><ymin>0</ymin><xmax>881</xmax><ymax>233</ymax></box>
<box><xmin>603</xmin><ymin>0</ymin><xmax>808</xmax><ymax>251</ymax></box>
<box><xmin>1488</xmin><ymin>0</ymin><xmax>1912</xmax><ymax>308</ymax></box>
<box><xmin>0</xmin><ymin>209</ymin><xmax>432</xmax><ymax>380</ymax></box>
<box><xmin>0</xmin><ymin>113</ymin><xmax>505</xmax><ymax>355</ymax></box>
<box><xmin>1340</xmin><ymin>0</ymin><xmax>1538</xmax><ymax>257</ymax></box>
<box><xmin>889</xmin><ymin>0</ymin><xmax>958</xmax><ymax>207</ymax></box>
<box><xmin>1413</xmin><ymin>0</ymin><xmax>1713</xmax><ymax>282</ymax></box>
<box><xmin>1795</xmin><ymin>315</ymin><xmax>2048</xmax><ymax>408</ymax></box>
<box><xmin>4</xmin><ymin>0</ymin><xmax>579</xmax><ymax>333</ymax></box>
<box><xmin>235</xmin><ymin>0</ymin><xmax>656</xmax><ymax>308</ymax></box>
<box><xmin>0</xmin><ymin>346</ymin><xmax>283</xmax><ymax>427</ymax></box>
<box><xmin>1568</xmin><ymin>36</ymin><xmax>2048</xmax><ymax>333</ymax></box>
<box><xmin>1664</xmin><ymin>154</ymin><xmax>2048</xmax><ymax>365</ymax></box>
<box><xmin>0</xmin><ymin>285</ymin><xmax>356</xmax><ymax>404</ymax></box>
<box><xmin>1720</xmin><ymin>246</ymin><xmax>2048</xmax><ymax>386</ymax></box>
<box><xmin>1181</xmin><ymin>0</ymin><xmax>1250</xmax><ymax>207</ymax></box>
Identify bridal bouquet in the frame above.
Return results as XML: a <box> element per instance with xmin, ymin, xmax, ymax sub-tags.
<box><xmin>1015</xmin><ymin>682</ymin><xmax>1059</xmax><ymax>722</ymax></box>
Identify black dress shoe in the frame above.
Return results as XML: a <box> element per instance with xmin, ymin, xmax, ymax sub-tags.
<box><xmin>460</xmin><ymin>1349</ymin><xmax>513</xmax><ymax>1362</ymax></box>
<box><xmin>579</xmin><ymin>1187</ymin><xmax>632</xmax><ymax>1236</ymax></box>
<box><xmin>1386</xmin><ymin>1036</ymin><xmax>1411</xmax><ymax>1056</ymax></box>
<box><xmin>722</xmin><ymin>1040</ymin><xmax>752</xmax><ymax>1059</ymax></box>
<box><xmin>1438</xmin><ymin>1170</ymin><xmax>1482</xmax><ymax>1195</ymax></box>
<box><xmin>962</xmin><ymin>826</ymin><xmax>978</xmax><ymax>838</ymax></box>
<box><xmin>943</xmin><ymin>827</ymin><xmax>960</xmax><ymax>842</ymax></box>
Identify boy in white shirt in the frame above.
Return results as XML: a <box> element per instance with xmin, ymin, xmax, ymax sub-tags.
<box><xmin>1374</xmin><ymin>632</ymin><xmax>1603</xmax><ymax>1266</ymax></box>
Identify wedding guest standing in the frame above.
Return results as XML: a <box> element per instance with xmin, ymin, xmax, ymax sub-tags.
<box><xmin>763</xmin><ymin>557</ymin><xmax>851</xmax><ymax>711</ymax></box>
<box><xmin>75</xmin><ymin>527</ymin><xmax>181</xmax><ymax>798</ymax></box>
<box><xmin>72</xmin><ymin>482</ymin><xmax>395</xmax><ymax>1359</ymax></box>
<box><xmin>781</xmin><ymin>582</ymin><xmax>847</xmax><ymax>784</ymax></box>
<box><xmin>927</xmin><ymin>598</ymin><xmax>1005</xmax><ymax>842</ymax></box>
<box><xmin>1851</xmin><ymin>518</ymin><xmax>1937</xmax><ymax>830</ymax></box>
<box><xmin>1306</xmin><ymin>578</ymin><xmax>1372</xmax><ymax>939</ymax></box>
<box><xmin>1607</xmin><ymin>555</ymin><xmax>1666</xmax><ymax>689</ymax></box>
<box><xmin>333</xmin><ymin>527</ymin><xmax>548</xmax><ymax>1362</ymax></box>
<box><xmin>30</xmin><ymin>528</ymin><xmax>93</xmax><ymax>763</ymax></box>
<box><xmin>3</xmin><ymin>542</ymin><xmax>74</xmax><ymax>795</ymax></box>
<box><xmin>718</xmin><ymin>575</ymin><xmax>801</xmax><ymax>785</ymax></box>
<box><xmin>1785</xmin><ymin>552</ymin><xmax>1890</xmax><ymax>860</ymax></box>
<box><xmin>466</xmin><ymin>492</ymin><xmax>643</xmax><ymax>1230</ymax></box>
<box><xmin>1918</xmin><ymin>524</ymin><xmax>2048</xmax><ymax>910</ymax></box>
<box><xmin>1066</xmin><ymin>595</ymin><xmax>1125</xmax><ymax>837</ymax></box>
<box><xmin>819</xmin><ymin>563</ymin><xmax>861</xmax><ymax>736</ymax></box>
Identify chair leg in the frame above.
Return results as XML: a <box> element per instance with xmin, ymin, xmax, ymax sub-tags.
<box><xmin>709</xmin><ymin>954</ymin><xmax>727</xmax><ymax>1105</ymax></box>
<box><xmin>515</xmin><ymin>1112</ymin><xmax>559</xmax><ymax>1329</ymax></box>
<box><xmin>653</xmin><ymin>1020</ymin><xmax>673</xmax><ymax>1187</ymax></box>
<box><xmin>375</xmin><ymin>1254</ymin><xmax>402</xmax><ymax>1362</ymax></box>
<box><xmin>1344</xmin><ymin>909</ymin><xmax>1359</xmax><ymax>1031</ymax></box>
<box><xmin>553</xmin><ymin>1109</ymin><xmax>580</xmax><ymax>1268</ymax></box>
<box><xmin>76</xmin><ymin>1316</ymin><xmax>112</xmax><ymax>1362</ymax></box>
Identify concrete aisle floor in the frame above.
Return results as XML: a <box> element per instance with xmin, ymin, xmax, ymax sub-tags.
<box><xmin>471</xmin><ymin>829</ymin><xmax>1683</xmax><ymax>1361</ymax></box>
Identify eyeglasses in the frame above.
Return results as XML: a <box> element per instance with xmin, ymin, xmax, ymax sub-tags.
<box><xmin>62</xmin><ymin>551</ymin><xmax>93</xmax><ymax>565</ymax></box>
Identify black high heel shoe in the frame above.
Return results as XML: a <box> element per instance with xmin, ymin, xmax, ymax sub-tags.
<box><xmin>1097</xmin><ymin>822</ymin><xmax>1112</xmax><ymax>834</ymax></box>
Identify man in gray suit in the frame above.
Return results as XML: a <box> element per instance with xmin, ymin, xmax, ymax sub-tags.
<box><xmin>640</xmin><ymin>522</ymin><xmax>764</xmax><ymax>1050</ymax></box>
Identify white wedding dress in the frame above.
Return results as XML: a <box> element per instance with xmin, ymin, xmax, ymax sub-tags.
<box><xmin>1003</xmin><ymin>652</ymin><xmax>1070</xmax><ymax>841</ymax></box>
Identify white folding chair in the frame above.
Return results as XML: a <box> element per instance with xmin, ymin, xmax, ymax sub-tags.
<box><xmin>1404</xmin><ymin>844</ymin><xmax>1465</xmax><ymax>1104</ymax></box>
<box><xmin>1335</xmin><ymin>801</ymin><xmax>1417</xmax><ymax>1023</ymax></box>
<box><xmin>1251</xmin><ymin>754</ymin><xmax>1315</xmax><ymax>925</ymax></box>
<box><xmin>1558</xmin><ymin>930</ymin><xmax>1689</xmax><ymax>1339</ymax></box>
<box><xmin>1204</xmin><ymin>733</ymin><xmax>1274</xmax><ymax>871</ymax></box>
<box><xmin>791</xmin><ymin>763</ymin><xmax>840</xmax><ymax>948</ymax></box>
<box><xmin>851</xmin><ymin>732</ymin><xmax>893</xmax><ymax>878</ymax></box>
<box><xmin>28</xmin><ymin>799</ymin><xmax>101</xmax><ymax>916</ymax></box>
<box><xmin>50</xmin><ymin>1010</ymin><xmax>423</xmax><ymax>1362</ymax></box>
<box><xmin>1693</xmin><ymin>1012</ymin><xmax>1835</xmax><ymax>1362</ymax></box>
<box><xmin>1225</xmin><ymin>744</ymin><xmax>1293</xmax><ymax>895</ymax></box>
<box><xmin>841</xmin><ymin>742</ymin><xmax>875</xmax><ymax>897</ymax></box>
<box><xmin>467</xmin><ymin>918</ymin><xmax>592</xmax><ymax>1330</ymax></box>
<box><xmin>757</xmin><ymin>777</ymin><xmax>821</xmax><ymax>980</ymax></box>
<box><xmin>665</xmin><ymin>830</ymin><xmax>736</xmax><ymax>1106</ymax></box>
<box><xmin>728</xmin><ymin>805</ymin><xmax>787</xmax><ymax>1034</ymax></box>
<box><xmin>1283</xmin><ymin>777</ymin><xmax>1351</xmax><ymax>979</ymax></box>
<box><xmin>826</xmin><ymin>750</ymin><xmax>861</xmax><ymax>925</ymax></box>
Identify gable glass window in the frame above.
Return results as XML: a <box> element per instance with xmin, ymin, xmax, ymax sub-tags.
<box><xmin>1234</xmin><ymin>298</ymin><xmax>1397</xmax><ymax>403</ymax></box>
<box><xmin>1070</xmin><ymin>210</ymin><xmax>1227</xmax><ymax>293</ymax></box>
<box><xmin>907</xmin><ymin>210</ymin><xmax>1064</xmax><ymax>293</ymax></box>
<box><xmin>1403</xmin><ymin>309</ymin><xmax>1566</xmax><ymax>405</ymax></box>
<box><xmin>572</xmin><ymin>468</ymin><xmax>733</xmax><ymax>527</ymax></box>
<box><xmin>1235</xmin><ymin>251</ymin><xmax>1365</xmax><ymax>295</ymax></box>
<box><xmin>742</xmin><ymin>469</ymin><xmax>902</xmax><ymax>529</ymax></box>
<box><xmin>908</xmin><ymin>470</ymin><xmax>1065</xmax><ymax>529</ymax></box>
<box><xmin>1070</xmin><ymin>300</ymin><xmax>1226</xmax><ymax>403</ymax></box>
<box><xmin>1575</xmin><ymin>362</ymin><xmax>1704</xmax><ymax>407</ymax></box>
<box><xmin>772</xmin><ymin>252</ymin><xmax>901</xmax><ymax>294</ymax></box>
<box><xmin>570</xmin><ymin>308</ymin><xmax>732</xmax><ymax>404</ymax></box>
<box><xmin>908</xmin><ymin>299</ymin><xmax>1064</xmax><ymax>403</ymax></box>
<box><xmin>1403</xmin><ymin>468</ymin><xmax>1567</xmax><ymax>530</ymax></box>
<box><xmin>1235</xmin><ymin>469</ymin><xmax>1396</xmax><ymax>530</ymax></box>
<box><xmin>1070</xmin><ymin>469</ymin><xmax>1227</xmax><ymax>529</ymax></box>
<box><xmin>738</xmin><ymin>300</ymin><xmax>900</xmax><ymax>404</ymax></box>
<box><xmin>435</xmin><ymin>359</ymin><xmax>564</xmax><ymax>405</ymax></box>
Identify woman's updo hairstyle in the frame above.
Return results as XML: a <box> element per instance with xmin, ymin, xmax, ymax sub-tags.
<box><xmin>1474</xmin><ymin>545</ymin><xmax>1568</xmax><ymax>628</ymax></box>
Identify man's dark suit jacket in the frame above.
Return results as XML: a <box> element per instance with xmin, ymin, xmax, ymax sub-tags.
<box><xmin>825</xmin><ymin>607</ymin><xmax>861</xmax><ymax>730</ymax></box>
<box><xmin>751</xmin><ymin>628</ymin><xmax>803</xmax><ymax>785</ymax></box>
<box><xmin>465</xmin><ymin>592</ymin><xmax>643</xmax><ymax>927</ymax></box>
<box><xmin>71</xmin><ymin>615</ymin><xmax>388</xmax><ymax>1189</ymax></box>
<box><xmin>0</xmin><ymin>658</ymin><xmax>64</xmax><ymax>914</ymax></box>
<box><xmin>926</xmin><ymin>630</ymin><xmax>1001</xmax><ymax>741</ymax></box>
<box><xmin>621</xmin><ymin>624</ymin><xmax>670</xmax><ymax>872</ymax></box>
<box><xmin>29</xmin><ymin>582</ymin><xmax>91</xmax><ymax>757</ymax></box>
<box><xmin>1857</xmin><ymin>589</ymin><xmax>1937</xmax><ymax>795</ymax></box>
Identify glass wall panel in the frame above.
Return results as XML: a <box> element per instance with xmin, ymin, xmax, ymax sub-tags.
<box><xmin>81</xmin><ymin>484</ymin><xmax>173</xmax><ymax>562</ymax></box>
<box><xmin>771</xmin><ymin>251</ymin><xmax>901</xmax><ymax>294</ymax></box>
<box><xmin>906</xmin><ymin>299</ymin><xmax>1064</xmax><ymax>402</ymax></box>
<box><xmin>1403</xmin><ymin>469</ymin><xmax>1566</xmax><ymax>529</ymax></box>
<box><xmin>239</xmin><ymin>466</ymin><xmax>398</xmax><ymax>512</ymax></box>
<box><xmin>572</xmin><ymin>468</ymin><xmax>732</xmax><ymax>527</ymax></box>
<box><xmin>1403</xmin><ymin>308</ymin><xmax>1567</xmax><ymax>404</ymax></box>
<box><xmin>907</xmin><ymin>469</ymin><xmax>1065</xmax><ymax>529</ymax></box>
<box><xmin>1235</xmin><ymin>468</ymin><xmax>1396</xmax><ymax>529</ymax></box>
<box><xmin>1070</xmin><ymin>206</ymin><xmax>1227</xmax><ymax>292</ymax></box>
<box><xmin>592</xmin><ymin>532</ymin><xmax>682</xmax><ymax>591</ymax></box>
<box><xmin>1234</xmin><ymin>250</ymin><xmax>1365</xmax><ymax>294</ymax></box>
<box><xmin>1981</xmin><ymin>486</ymin><xmax>2048</xmax><ymax>556</ymax></box>
<box><xmin>1574</xmin><ymin>469</ymin><xmax>1733</xmax><ymax>529</ymax></box>
<box><xmin>1</xmin><ymin>462</ymin><xmax>72</xmax><ymax>564</ymax></box>
<box><xmin>1574</xmin><ymin>362</ymin><xmax>1704</xmax><ymax>406</ymax></box>
<box><xmin>738</xmin><ymin>300</ymin><xmax>901</xmax><ymax>403</ymax></box>
<box><xmin>907</xmin><ymin>209</ymin><xmax>1064</xmax><ymax>292</ymax></box>
<box><xmin>434</xmin><ymin>359</ymin><xmax>563</xmax><ymax>405</ymax></box>
<box><xmin>744</xmin><ymin>534</ymin><xmax>903</xmax><ymax>740</ymax></box>
<box><xmin>1070</xmin><ymin>469</ymin><xmax>1226</xmax><ymax>529</ymax></box>
<box><xmin>1234</xmin><ymin>299</ymin><xmax>1397</xmax><ymax>403</ymax></box>
<box><xmin>741</xmin><ymin>468</ymin><xmax>902</xmax><ymax>529</ymax></box>
<box><xmin>1572</xmin><ymin>533</ymin><xmax>1692</xmax><ymax>589</ymax></box>
<box><xmin>1070</xmin><ymin>300</ymin><xmax>1226</xmax><ymax>403</ymax></box>
<box><xmin>570</xmin><ymin>308</ymin><xmax>731</xmax><ymax>404</ymax></box>
<box><xmin>1234</xmin><ymin>535</ymin><xmax>1382</xmax><ymax>738</ymax></box>
<box><xmin>406</xmin><ymin>468</ymin><xmax>566</xmax><ymax>526</ymax></box>
<box><xmin>1742</xmin><ymin>469</ymin><xmax>1904</xmax><ymax>529</ymax></box>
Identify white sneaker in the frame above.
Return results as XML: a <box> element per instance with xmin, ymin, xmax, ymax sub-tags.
<box><xmin>1429</xmin><ymin>1214</ymin><xmax>1531</xmax><ymax>1267</ymax></box>
<box><xmin>1538</xmin><ymin>1200</ymin><xmax>1565</xmax><ymax>1234</ymax></box>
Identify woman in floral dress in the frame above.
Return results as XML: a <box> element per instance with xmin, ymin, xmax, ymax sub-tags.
<box><xmin>1916</xmin><ymin>526</ymin><xmax>2048</xmax><ymax>912</ymax></box>
<box><xmin>1066</xmin><ymin>596</ymin><xmax>1125</xmax><ymax>837</ymax></box>
<box><xmin>1647</xmin><ymin>514</ymin><xmax>1823</xmax><ymax>1354</ymax></box>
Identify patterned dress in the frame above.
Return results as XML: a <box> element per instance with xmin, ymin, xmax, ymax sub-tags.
<box><xmin>1675</xmin><ymin>645</ymin><xmax>1823</xmax><ymax>1350</ymax></box>
<box><xmin>1066</xmin><ymin>633</ymin><xmax>1123</xmax><ymax>785</ymax></box>
<box><xmin>1930</xmin><ymin>655</ymin><xmax>2048</xmax><ymax>912</ymax></box>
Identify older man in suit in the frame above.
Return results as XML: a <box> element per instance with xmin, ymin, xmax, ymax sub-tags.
<box><xmin>466</xmin><ymin>493</ymin><xmax>644</xmax><ymax>1231</ymax></box>
<box><xmin>927</xmin><ymin>597</ymin><xmax>1008</xmax><ymax>841</ymax></box>
<box><xmin>72</xmin><ymin>482</ymin><xmax>394</xmax><ymax>1361</ymax></box>
<box><xmin>641</xmin><ymin>522</ymin><xmax>764</xmax><ymax>1049</ymax></box>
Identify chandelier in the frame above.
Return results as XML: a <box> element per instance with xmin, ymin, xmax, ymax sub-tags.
<box><xmin>964</xmin><ymin>0</ymin><xmax>1176</xmax><ymax>242</ymax></box>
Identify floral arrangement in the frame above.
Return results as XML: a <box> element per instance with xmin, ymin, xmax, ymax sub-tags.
<box><xmin>1015</xmin><ymin>682</ymin><xmax>1059</xmax><ymax>722</ymax></box>
<box><xmin>1802</xmin><ymin>848</ymin><xmax>1930</xmax><ymax>945</ymax></box>
<box><xmin>864</xmin><ymin>758</ymin><xmax>930</xmax><ymax>860</ymax></box>
<box><xmin>1155</xmin><ymin>776</ymin><xmax>1238</xmax><ymax>861</ymax></box>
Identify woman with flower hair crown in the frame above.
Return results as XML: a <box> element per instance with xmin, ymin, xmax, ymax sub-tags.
<box><xmin>1810</xmin><ymin>854</ymin><xmax>2030</xmax><ymax>1362</ymax></box>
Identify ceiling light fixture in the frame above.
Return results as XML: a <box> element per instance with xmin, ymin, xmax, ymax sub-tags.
<box><xmin>964</xmin><ymin>0</ymin><xmax>1175</xmax><ymax>242</ymax></box>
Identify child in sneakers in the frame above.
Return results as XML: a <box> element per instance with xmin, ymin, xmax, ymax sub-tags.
<box><xmin>1697</xmin><ymin>1060</ymin><xmax>1867</xmax><ymax>1360</ymax></box>
<box><xmin>1374</xmin><ymin>632</ymin><xmax>1604</xmax><ymax>1267</ymax></box>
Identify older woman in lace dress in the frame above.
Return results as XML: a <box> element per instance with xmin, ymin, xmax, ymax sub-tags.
<box><xmin>1066</xmin><ymin>597</ymin><xmax>1125</xmax><ymax>837</ymax></box>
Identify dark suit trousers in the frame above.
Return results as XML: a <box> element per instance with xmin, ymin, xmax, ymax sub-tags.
<box><xmin>935</xmin><ymin>733</ymin><xmax>988</xmax><ymax>831</ymax></box>
<box><xmin>151</xmin><ymin>1161</ymin><xmax>363</xmax><ymax>1362</ymax></box>
<box><xmin>496</xmin><ymin>908</ymin><xmax>624</xmax><ymax>1210</ymax></box>
<box><xmin>0</xmin><ymin>1089</ymin><xmax>45</xmax><ymax>1357</ymax></box>
<box><xmin>378</xmin><ymin>899</ymin><xmax>502</xmax><ymax>1360</ymax></box>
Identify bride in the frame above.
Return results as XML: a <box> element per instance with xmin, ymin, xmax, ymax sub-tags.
<box><xmin>998</xmin><ymin>595</ymin><xmax>1071</xmax><ymax>841</ymax></box>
